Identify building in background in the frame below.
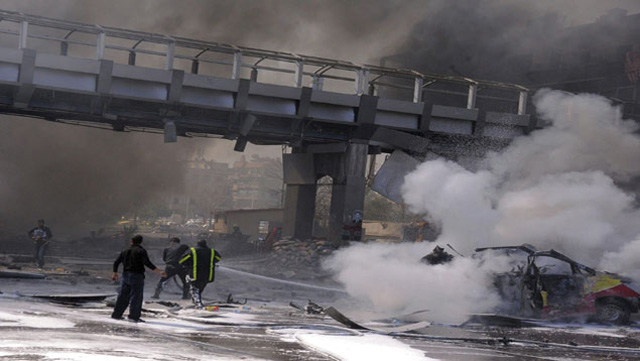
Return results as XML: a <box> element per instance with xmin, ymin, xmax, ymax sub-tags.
<box><xmin>168</xmin><ymin>157</ymin><xmax>233</xmax><ymax>223</ymax></box>
<box><xmin>230</xmin><ymin>155</ymin><xmax>283</xmax><ymax>210</ymax></box>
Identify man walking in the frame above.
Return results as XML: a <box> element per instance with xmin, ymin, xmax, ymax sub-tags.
<box><xmin>111</xmin><ymin>235</ymin><xmax>165</xmax><ymax>322</ymax></box>
<box><xmin>152</xmin><ymin>237</ymin><xmax>189</xmax><ymax>299</ymax></box>
<box><xmin>28</xmin><ymin>219</ymin><xmax>52</xmax><ymax>269</ymax></box>
<box><xmin>179</xmin><ymin>239</ymin><xmax>221</xmax><ymax>308</ymax></box>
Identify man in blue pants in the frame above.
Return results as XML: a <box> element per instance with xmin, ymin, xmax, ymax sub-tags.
<box><xmin>111</xmin><ymin>235</ymin><xmax>165</xmax><ymax>322</ymax></box>
<box><xmin>28</xmin><ymin>219</ymin><xmax>53</xmax><ymax>269</ymax></box>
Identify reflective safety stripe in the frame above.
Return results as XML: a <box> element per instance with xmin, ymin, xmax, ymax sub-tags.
<box><xmin>209</xmin><ymin>249</ymin><xmax>215</xmax><ymax>282</ymax></box>
<box><xmin>178</xmin><ymin>254</ymin><xmax>191</xmax><ymax>264</ymax></box>
<box><xmin>190</xmin><ymin>247</ymin><xmax>197</xmax><ymax>280</ymax></box>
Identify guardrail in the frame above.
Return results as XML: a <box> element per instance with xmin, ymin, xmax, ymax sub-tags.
<box><xmin>0</xmin><ymin>9</ymin><xmax>529</xmax><ymax>114</ymax></box>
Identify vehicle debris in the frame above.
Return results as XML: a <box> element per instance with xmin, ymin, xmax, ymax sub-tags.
<box><xmin>475</xmin><ymin>246</ymin><xmax>640</xmax><ymax>325</ymax></box>
<box><xmin>420</xmin><ymin>245</ymin><xmax>454</xmax><ymax>265</ymax></box>
<box><xmin>0</xmin><ymin>269</ymin><xmax>46</xmax><ymax>279</ymax></box>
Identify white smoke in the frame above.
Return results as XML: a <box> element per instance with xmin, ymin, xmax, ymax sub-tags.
<box><xmin>326</xmin><ymin>89</ymin><xmax>640</xmax><ymax>322</ymax></box>
<box><xmin>402</xmin><ymin>160</ymin><xmax>497</xmax><ymax>249</ymax></box>
<box><xmin>323</xmin><ymin>242</ymin><xmax>503</xmax><ymax>324</ymax></box>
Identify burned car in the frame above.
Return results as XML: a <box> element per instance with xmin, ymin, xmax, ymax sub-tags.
<box><xmin>475</xmin><ymin>246</ymin><xmax>640</xmax><ymax>325</ymax></box>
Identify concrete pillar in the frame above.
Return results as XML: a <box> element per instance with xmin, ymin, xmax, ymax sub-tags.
<box><xmin>282</xmin><ymin>152</ymin><xmax>317</xmax><ymax>240</ymax></box>
<box><xmin>283</xmin><ymin>184</ymin><xmax>316</xmax><ymax>240</ymax></box>
<box><xmin>327</xmin><ymin>143</ymin><xmax>368</xmax><ymax>242</ymax></box>
<box><xmin>282</xmin><ymin>144</ymin><xmax>368</xmax><ymax>242</ymax></box>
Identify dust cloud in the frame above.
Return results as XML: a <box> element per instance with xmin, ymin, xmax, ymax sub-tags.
<box><xmin>0</xmin><ymin>118</ymin><xmax>192</xmax><ymax>235</ymax></box>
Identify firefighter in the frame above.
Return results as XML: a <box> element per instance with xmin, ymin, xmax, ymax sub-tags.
<box><xmin>179</xmin><ymin>239</ymin><xmax>222</xmax><ymax>308</ymax></box>
<box><xmin>28</xmin><ymin>219</ymin><xmax>53</xmax><ymax>269</ymax></box>
<box><xmin>152</xmin><ymin>237</ymin><xmax>190</xmax><ymax>299</ymax></box>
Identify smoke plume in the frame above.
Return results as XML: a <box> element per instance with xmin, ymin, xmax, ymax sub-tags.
<box><xmin>323</xmin><ymin>242</ymin><xmax>503</xmax><ymax>324</ymax></box>
<box><xmin>326</xmin><ymin>90</ymin><xmax>640</xmax><ymax>321</ymax></box>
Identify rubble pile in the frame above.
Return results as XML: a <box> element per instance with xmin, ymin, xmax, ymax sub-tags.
<box><xmin>264</xmin><ymin>238</ymin><xmax>336</xmax><ymax>278</ymax></box>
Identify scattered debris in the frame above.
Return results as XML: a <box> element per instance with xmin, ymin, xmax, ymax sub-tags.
<box><xmin>323</xmin><ymin>307</ymin><xmax>367</xmax><ymax>330</ymax></box>
<box><xmin>289</xmin><ymin>301</ymin><xmax>304</xmax><ymax>312</ymax></box>
<box><xmin>463</xmin><ymin>314</ymin><xmax>541</xmax><ymax>328</ymax></box>
<box><xmin>29</xmin><ymin>293</ymin><xmax>116</xmax><ymax>304</ymax></box>
<box><xmin>153</xmin><ymin>301</ymin><xmax>181</xmax><ymax>308</ymax></box>
<box><xmin>289</xmin><ymin>300</ymin><xmax>325</xmax><ymax>315</ymax></box>
<box><xmin>305</xmin><ymin>300</ymin><xmax>324</xmax><ymax>314</ymax></box>
<box><xmin>324</xmin><ymin>306</ymin><xmax>431</xmax><ymax>333</ymax></box>
<box><xmin>226</xmin><ymin>293</ymin><xmax>247</xmax><ymax>305</ymax></box>
<box><xmin>74</xmin><ymin>269</ymin><xmax>89</xmax><ymax>276</ymax></box>
<box><xmin>0</xmin><ymin>270</ymin><xmax>46</xmax><ymax>279</ymax></box>
<box><xmin>420</xmin><ymin>245</ymin><xmax>454</xmax><ymax>265</ymax></box>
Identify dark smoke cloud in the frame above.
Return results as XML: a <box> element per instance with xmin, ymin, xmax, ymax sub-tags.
<box><xmin>393</xmin><ymin>0</ymin><xmax>640</xmax><ymax>81</ymax></box>
<box><xmin>0</xmin><ymin>0</ymin><xmax>423</xmax><ymax>236</ymax></box>
<box><xmin>0</xmin><ymin>0</ymin><xmax>424</xmax><ymax>64</ymax></box>
<box><xmin>0</xmin><ymin>118</ymin><xmax>196</xmax><ymax>234</ymax></box>
<box><xmin>1</xmin><ymin>0</ymin><xmax>640</xmax><ymax>237</ymax></box>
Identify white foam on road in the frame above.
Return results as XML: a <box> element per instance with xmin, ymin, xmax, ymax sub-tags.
<box><xmin>0</xmin><ymin>310</ymin><xmax>75</xmax><ymax>328</ymax></box>
<box><xmin>44</xmin><ymin>352</ymin><xmax>151</xmax><ymax>361</ymax></box>
<box><xmin>275</xmin><ymin>328</ymin><xmax>437</xmax><ymax>361</ymax></box>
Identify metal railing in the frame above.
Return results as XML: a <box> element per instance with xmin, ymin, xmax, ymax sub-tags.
<box><xmin>0</xmin><ymin>9</ymin><xmax>529</xmax><ymax>114</ymax></box>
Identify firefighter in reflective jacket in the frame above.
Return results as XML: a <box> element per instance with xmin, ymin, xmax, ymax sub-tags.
<box><xmin>178</xmin><ymin>239</ymin><xmax>221</xmax><ymax>308</ymax></box>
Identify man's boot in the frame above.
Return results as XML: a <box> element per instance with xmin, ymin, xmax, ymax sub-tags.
<box><xmin>151</xmin><ymin>287</ymin><xmax>161</xmax><ymax>299</ymax></box>
<box><xmin>189</xmin><ymin>284</ymin><xmax>203</xmax><ymax>308</ymax></box>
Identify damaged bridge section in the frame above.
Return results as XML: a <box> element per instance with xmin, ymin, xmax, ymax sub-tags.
<box><xmin>0</xmin><ymin>10</ymin><xmax>533</xmax><ymax>240</ymax></box>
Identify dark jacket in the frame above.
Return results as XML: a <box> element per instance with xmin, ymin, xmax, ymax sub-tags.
<box><xmin>179</xmin><ymin>245</ymin><xmax>221</xmax><ymax>283</ymax></box>
<box><xmin>163</xmin><ymin>244</ymin><xmax>189</xmax><ymax>266</ymax></box>
<box><xmin>28</xmin><ymin>226</ymin><xmax>52</xmax><ymax>243</ymax></box>
<box><xmin>113</xmin><ymin>244</ymin><xmax>157</xmax><ymax>276</ymax></box>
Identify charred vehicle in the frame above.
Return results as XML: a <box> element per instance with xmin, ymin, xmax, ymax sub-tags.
<box><xmin>475</xmin><ymin>246</ymin><xmax>640</xmax><ymax>325</ymax></box>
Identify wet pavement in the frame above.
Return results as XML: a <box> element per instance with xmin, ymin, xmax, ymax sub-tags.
<box><xmin>2</xmin><ymin>256</ymin><xmax>640</xmax><ymax>360</ymax></box>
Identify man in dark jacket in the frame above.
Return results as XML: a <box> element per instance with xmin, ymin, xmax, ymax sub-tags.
<box><xmin>111</xmin><ymin>235</ymin><xmax>165</xmax><ymax>322</ymax></box>
<box><xmin>152</xmin><ymin>237</ymin><xmax>190</xmax><ymax>299</ymax></box>
<box><xmin>28</xmin><ymin>219</ymin><xmax>53</xmax><ymax>269</ymax></box>
<box><xmin>179</xmin><ymin>239</ymin><xmax>221</xmax><ymax>308</ymax></box>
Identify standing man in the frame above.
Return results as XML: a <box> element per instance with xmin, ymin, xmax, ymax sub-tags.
<box><xmin>179</xmin><ymin>239</ymin><xmax>221</xmax><ymax>309</ymax></box>
<box><xmin>152</xmin><ymin>237</ymin><xmax>189</xmax><ymax>299</ymax></box>
<box><xmin>111</xmin><ymin>234</ymin><xmax>165</xmax><ymax>322</ymax></box>
<box><xmin>28</xmin><ymin>219</ymin><xmax>52</xmax><ymax>269</ymax></box>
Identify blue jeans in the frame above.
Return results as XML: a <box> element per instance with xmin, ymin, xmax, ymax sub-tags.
<box><xmin>33</xmin><ymin>242</ymin><xmax>47</xmax><ymax>268</ymax></box>
<box><xmin>111</xmin><ymin>271</ymin><xmax>145</xmax><ymax>320</ymax></box>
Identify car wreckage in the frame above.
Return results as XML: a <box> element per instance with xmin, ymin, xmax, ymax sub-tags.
<box><xmin>474</xmin><ymin>245</ymin><xmax>640</xmax><ymax>325</ymax></box>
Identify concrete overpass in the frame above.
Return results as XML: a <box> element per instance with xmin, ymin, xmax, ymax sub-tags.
<box><xmin>0</xmin><ymin>10</ymin><xmax>533</xmax><ymax>240</ymax></box>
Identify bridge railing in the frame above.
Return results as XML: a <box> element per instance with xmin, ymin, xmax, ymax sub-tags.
<box><xmin>0</xmin><ymin>9</ymin><xmax>529</xmax><ymax>114</ymax></box>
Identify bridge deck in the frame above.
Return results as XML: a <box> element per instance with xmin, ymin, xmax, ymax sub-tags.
<box><xmin>0</xmin><ymin>9</ymin><xmax>533</xmax><ymax>155</ymax></box>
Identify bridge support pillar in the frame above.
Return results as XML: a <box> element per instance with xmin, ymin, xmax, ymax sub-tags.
<box><xmin>283</xmin><ymin>184</ymin><xmax>317</xmax><ymax>240</ymax></box>
<box><xmin>282</xmin><ymin>152</ymin><xmax>317</xmax><ymax>240</ymax></box>
<box><xmin>327</xmin><ymin>143</ymin><xmax>368</xmax><ymax>243</ymax></box>
<box><xmin>282</xmin><ymin>144</ymin><xmax>368</xmax><ymax>243</ymax></box>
